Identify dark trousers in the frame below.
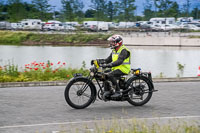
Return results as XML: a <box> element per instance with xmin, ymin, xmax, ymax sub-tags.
<box><xmin>105</xmin><ymin>69</ymin><xmax>125</xmax><ymax>91</ymax></box>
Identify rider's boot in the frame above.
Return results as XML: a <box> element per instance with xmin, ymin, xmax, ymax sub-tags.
<box><xmin>102</xmin><ymin>91</ymin><xmax>110</xmax><ymax>99</ymax></box>
<box><xmin>111</xmin><ymin>91</ymin><xmax>121</xmax><ymax>98</ymax></box>
<box><xmin>111</xmin><ymin>85</ymin><xmax>121</xmax><ymax>98</ymax></box>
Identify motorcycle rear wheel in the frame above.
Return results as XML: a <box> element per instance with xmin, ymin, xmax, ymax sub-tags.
<box><xmin>126</xmin><ymin>76</ymin><xmax>153</xmax><ymax>106</ymax></box>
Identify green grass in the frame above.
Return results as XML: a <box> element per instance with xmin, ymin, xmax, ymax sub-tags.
<box><xmin>0</xmin><ymin>31</ymin><xmax>111</xmax><ymax>45</ymax></box>
<box><xmin>188</xmin><ymin>35</ymin><xmax>200</xmax><ymax>38</ymax></box>
<box><xmin>34</xmin><ymin>118</ymin><xmax>200</xmax><ymax>133</ymax></box>
<box><xmin>0</xmin><ymin>31</ymin><xmax>29</xmax><ymax>44</ymax></box>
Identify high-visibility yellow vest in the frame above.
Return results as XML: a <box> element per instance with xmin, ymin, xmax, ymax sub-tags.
<box><xmin>112</xmin><ymin>45</ymin><xmax>131</xmax><ymax>74</ymax></box>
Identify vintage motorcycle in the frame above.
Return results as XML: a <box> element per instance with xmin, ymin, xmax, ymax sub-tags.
<box><xmin>64</xmin><ymin>60</ymin><xmax>157</xmax><ymax>109</ymax></box>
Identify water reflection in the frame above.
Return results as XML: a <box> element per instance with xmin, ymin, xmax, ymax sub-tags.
<box><xmin>0</xmin><ymin>45</ymin><xmax>200</xmax><ymax>78</ymax></box>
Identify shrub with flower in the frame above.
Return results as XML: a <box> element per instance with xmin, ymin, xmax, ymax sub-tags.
<box><xmin>0</xmin><ymin>60</ymin><xmax>89</xmax><ymax>82</ymax></box>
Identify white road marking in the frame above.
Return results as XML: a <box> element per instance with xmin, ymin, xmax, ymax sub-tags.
<box><xmin>52</xmin><ymin>131</ymin><xmax>60</xmax><ymax>133</ymax></box>
<box><xmin>0</xmin><ymin>115</ymin><xmax>199</xmax><ymax>129</ymax></box>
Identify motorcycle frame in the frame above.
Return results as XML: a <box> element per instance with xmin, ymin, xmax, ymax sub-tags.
<box><xmin>73</xmin><ymin>69</ymin><xmax>157</xmax><ymax>102</ymax></box>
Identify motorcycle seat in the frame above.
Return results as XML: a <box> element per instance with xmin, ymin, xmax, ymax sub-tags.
<box><xmin>131</xmin><ymin>68</ymin><xmax>141</xmax><ymax>72</ymax></box>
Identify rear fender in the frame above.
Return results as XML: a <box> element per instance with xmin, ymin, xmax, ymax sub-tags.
<box><xmin>126</xmin><ymin>75</ymin><xmax>154</xmax><ymax>91</ymax></box>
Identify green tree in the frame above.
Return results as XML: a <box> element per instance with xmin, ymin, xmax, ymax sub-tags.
<box><xmin>85</xmin><ymin>9</ymin><xmax>96</xmax><ymax>18</ymax></box>
<box><xmin>107</xmin><ymin>1</ymin><xmax>114</xmax><ymax>21</ymax></box>
<box><xmin>31</xmin><ymin>0</ymin><xmax>52</xmax><ymax>20</ymax></box>
<box><xmin>143</xmin><ymin>0</ymin><xmax>155</xmax><ymax>20</ymax></box>
<box><xmin>91</xmin><ymin>0</ymin><xmax>107</xmax><ymax>21</ymax></box>
<box><xmin>0</xmin><ymin>0</ymin><xmax>6</xmax><ymax>20</ymax></box>
<box><xmin>112</xmin><ymin>1</ymin><xmax>121</xmax><ymax>22</ymax></box>
<box><xmin>191</xmin><ymin>7</ymin><xmax>200</xmax><ymax>19</ymax></box>
<box><xmin>119</xmin><ymin>0</ymin><xmax>136</xmax><ymax>21</ymax></box>
<box><xmin>61</xmin><ymin>0</ymin><xmax>84</xmax><ymax>22</ymax></box>
<box><xmin>7</xmin><ymin>0</ymin><xmax>27</xmax><ymax>22</ymax></box>
<box><xmin>23</xmin><ymin>2</ymin><xmax>40</xmax><ymax>19</ymax></box>
<box><xmin>62</xmin><ymin>0</ymin><xmax>73</xmax><ymax>21</ymax></box>
<box><xmin>165</xmin><ymin>2</ymin><xmax>179</xmax><ymax>18</ymax></box>
<box><xmin>154</xmin><ymin>0</ymin><xmax>179</xmax><ymax>18</ymax></box>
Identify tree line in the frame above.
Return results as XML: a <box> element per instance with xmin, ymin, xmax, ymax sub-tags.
<box><xmin>0</xmin><ymin>0</ymin><xmax>199</xmax><ymax>22</ymax></box>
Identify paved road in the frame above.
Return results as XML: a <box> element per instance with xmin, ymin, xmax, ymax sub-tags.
<box><xmin>0</xmin><ymin>81</ymin><xmax>200</xmax><ymax>133</ymax></box>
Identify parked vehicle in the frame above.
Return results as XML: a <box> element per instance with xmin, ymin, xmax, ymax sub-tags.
<box><xmin>64</xmin><ymin>60</ymin><xmax>157</xmax><ymax>109</ymax></box>
<box><xmin>177</xmin><ymin>17</ymin><xmax>193</xmax><ymax>22</ymax></box>
<box><xmin>118</xmin><ymin>22</ymin><xmax>136</xmax><ymax>28</ymax></box>
<box><xmin>65</xmin><ymin>22</ymin><xmax>80</xmax><ymax>27</ymax></box>
<box><xmin>11</xmin><ymin>23</ymin><xmax>23</xmax><ymax>30</ymax></box>
<box><xmin>187</xmin><ymin>22</ymin><xmax>200</xmax><ymax>27</ymax></box>
<box><xmin>63</xmin><ymin>24</ymin><xmax>77</xmax><ymax>31</ymax></box>
<box><xmin>139</xmin><ymin>21</ymin><xmax>153</xmax><ymax>31</ymax></box>
<box><xmin>183</xmin><ymin>24</ymin><xmax>200</xmax><ymax>31</ymax></box>
<box><xmin>160</xmin><ymin>24</ymin><xmax>180</xmax><ymax>31</ymax></box>
<box><xmin>88</xmin><ymin>25</ymin><xmax>98</xmax><ymax>32</ymax></box>
<box><xmin>150</xmin><ymin>17</ymin><xmax>176</xmax><ymax>25</ymax></box>
<box><xmin>0</xmin><ymin>21</ymin><xmax>11</xmax><ymax>30</ymax></box>
<box><xmin>47</xmin><ymin>20</ymin><xmax>62</xmax><ymax>24</ymax></box>
<box><xmin>43</xmin><ymin>22</ymin><xmax>64</xmax><ymax>31</ymax></box>
<box><xmin>97</xmin><ymin>22</ymin><xmax>109</xmax><ymax>31</ymax></box>
<box><xmin>151</xmin><ymin>24</ymin><xmax>162</xmax><ymax>31</ymax></box>
<box><xmin>107</xmin><ymin>22</ymin><xmax>118</xmax><ymax>29</ymax></box>
<box><xmin>20</xmin><ymin>19</ymin><xmax>42</xmax><ymax>30</ymax></box>
<box><xmin>83</xmin><ymin>21</ymin><xmax>109</xmax><ymax>31</ymax></box>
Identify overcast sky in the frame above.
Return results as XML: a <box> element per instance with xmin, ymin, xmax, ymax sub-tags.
<box><xmin>20</xmin><ymin>0</ymin><xmax>200</xmax><ymax>16</ymax></box>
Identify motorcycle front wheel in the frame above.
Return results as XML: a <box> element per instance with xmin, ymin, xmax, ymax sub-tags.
<box><xmin>126</xmin><ymin>76</ymin><xmax>153</xmax><ymax>106</ymax></box>
<box><xmin>64</xmin><ymin>78</ymin><xmax>96</xmax><ymax>109</ymax></box>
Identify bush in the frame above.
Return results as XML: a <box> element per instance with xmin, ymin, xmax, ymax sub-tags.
<box><xmin>0</xmin><ymin>60</ymin><xmax>89</xmax><ymax>82</ymax></box>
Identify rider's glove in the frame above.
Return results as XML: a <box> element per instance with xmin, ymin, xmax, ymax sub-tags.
<box><xmin>97</xmin><ymin>59</ymin><xmax>106</xmax><ymax>64</ymax></box>
<box><xmin>101</xmin><ymin>63</ymin><xmax>112</xmax><ymax>68</ymax></box>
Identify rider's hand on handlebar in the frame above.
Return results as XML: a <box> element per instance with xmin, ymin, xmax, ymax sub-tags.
<box><xmin>97</xmin><ymin>59</ymin><xmax>106</xmax><ymax>64</ymax></box>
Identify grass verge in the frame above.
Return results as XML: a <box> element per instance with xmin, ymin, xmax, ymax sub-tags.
<box><xmin>0</xmin><ymin>31</ymin><xmax>111</xmax><ymax>45</ymax></box>
<box><xmin>35</xmin><ymin>118</ymin><xmax>200</xmax><ymax>133</ymax></box>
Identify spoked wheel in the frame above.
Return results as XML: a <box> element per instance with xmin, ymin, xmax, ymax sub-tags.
<box><xmin>64</xmin><ymin>78</ymin><xmax>96</xmax><ymax>109</ymax></box>
<box><xmin>126</xmin><ymin>76</ymin><xmax>153</xmax><ymax>106</ymax></box>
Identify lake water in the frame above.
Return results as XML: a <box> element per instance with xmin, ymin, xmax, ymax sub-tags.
<box><xmin>0</xmin><ymin>45</ymin><xmax>200</xmax><ymax>78</ymax></box>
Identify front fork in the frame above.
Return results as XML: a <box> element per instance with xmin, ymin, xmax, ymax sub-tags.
<box><xmin>78</xmin><ymin>76</ymin><xmax>94</xmax><ymax>95</ymax></box>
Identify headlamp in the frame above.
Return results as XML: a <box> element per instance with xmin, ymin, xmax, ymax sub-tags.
<box><xmin>90</xmin><ymin>71</ymin><xmax>94</xmax><ymax>77</ymax></box>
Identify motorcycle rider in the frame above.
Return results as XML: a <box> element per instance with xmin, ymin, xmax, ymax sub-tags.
<box><xmin>95</xmin><ymin>34</ymin><xmax>131</xmax><ymax>98</ymax></box>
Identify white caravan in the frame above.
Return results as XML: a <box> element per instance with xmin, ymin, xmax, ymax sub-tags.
<box><xmin>150</xmin><ymin>17</ymin><xmax>176</xmax><ymax>25</ymax></box>
<box><xmin>43</xmin><ymin>20</ymin><xmax>64</xmax><ymax>31</ymax></box>
<box><xmin>83</xmin><ymin>21</ymin><xmax>109</xmax><ymax>31</ymax></box>
<box><xmin>65</xmin><ymin>22</ymin><xmax>80</xmax><ymax>26</ymax></box>
<box><xmin>118</xmin><ymin>22</ymin><xmax>136</xmax><ymax>28</ymax></box>
<box><xmin>20</xmin><ymin>19</ymin><xmax>42</xmax><ymax>30</ymax></box>
<box><xmin>0</xmin><ymin>21</ymin><xmax>11</xmax><ymax>30</ymax></box>
<box><xmin>177</xmin><ymin>17</ymin><xmax>193</xmax><ymax>22</ymax></box>
<box><xmin>107</xmin><ymin>22</ymin><xmax>118</xmax><ymax>28</ymax></box>
<box><xmin>11</xmin><ymin>23</ymin><xmax>23</xmax><ymax>30</ymax></box>
<box><xmin>97</xmin><ymin>22</ymin><xmax>109</xmax><ymax>31</ymax></box>
<box><xmin>83</xmin><ymin>21</ymin><xmax>102</xmax><ymax>27</ymax></box>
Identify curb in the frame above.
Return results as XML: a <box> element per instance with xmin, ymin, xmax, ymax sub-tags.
<box><xmin>0</xmin><ymin>77</ymin><xmax>200</xmax><ymax>88</ymax></box>
<box><xmin>0</xmin><ymin>81</ymin><xmax>68</xmax><ymax>88</ymax></box>
<box><xmin>153</xmin><ymin>77</ymin><xmax>200</xmax><ymax>82</ymax></box>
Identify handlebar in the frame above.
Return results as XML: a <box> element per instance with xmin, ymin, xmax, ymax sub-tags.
<box><xmin>93</xmin><ymin>60</ymin><xmax>100</xmax><ymax>68</ymax></box>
